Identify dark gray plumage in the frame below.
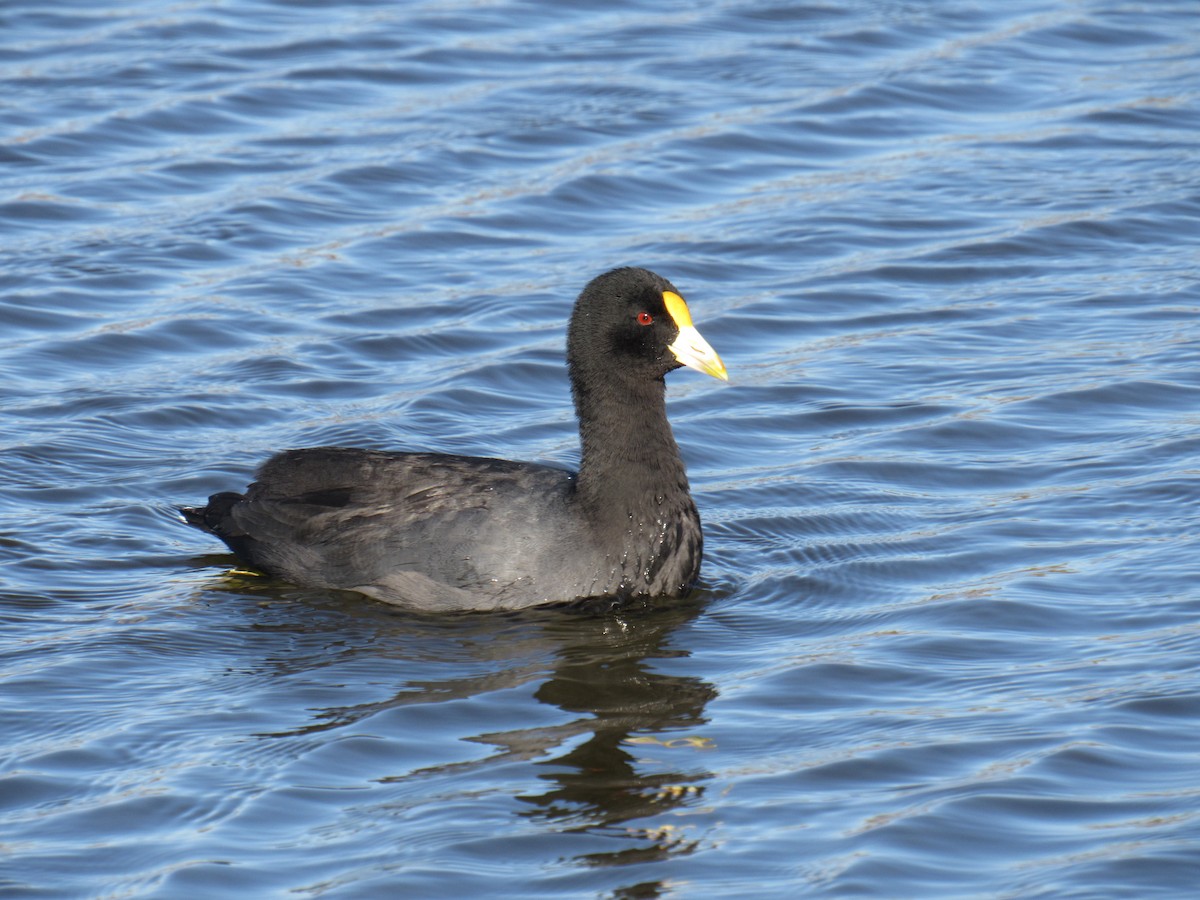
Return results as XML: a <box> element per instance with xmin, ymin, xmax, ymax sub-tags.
<box><xmin>181</xmin><ymin>267</ymin><xmax>727</xmax><ymax>612</ymax></box>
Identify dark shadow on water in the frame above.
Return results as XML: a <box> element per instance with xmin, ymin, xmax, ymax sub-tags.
<box><xmin>193</xmin><ymin>570</ymin><xmax>718</xmax><ymax>883</ymax></box>
<box><xmin>518</xmin><ymin>600</ymin><xmax>715</xmax><ymax>869</ymax></box>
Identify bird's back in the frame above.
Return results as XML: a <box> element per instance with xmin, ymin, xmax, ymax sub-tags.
<box><xmin>185</xmin><ymin>447</ymin><xmax>600</xmax><ymax>610</ymax></box>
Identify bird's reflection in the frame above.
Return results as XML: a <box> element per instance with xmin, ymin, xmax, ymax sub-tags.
<box><xmin>221</xmin><ymin>578</ymin><xmax>718</xmax><ymax>878</ymax></box>
<box><xmin>515</xmin><ymin>600</ymin><xmax>715</xmax><ymax>868</ymax></box>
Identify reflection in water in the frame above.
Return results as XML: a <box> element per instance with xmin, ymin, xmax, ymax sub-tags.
<box><xmin>521</xmin><ymin>602</ymin><xmax>716</xmax><ymax>872</ymax></box>
<box><xmin>230</xmin><ymin>581</ymin><xmax>717</xmax><ymax>885</ymax></box>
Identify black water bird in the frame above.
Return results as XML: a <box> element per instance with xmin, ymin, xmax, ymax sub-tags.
<box><xmin>181</xmin><ymin>267</ymin><xmax>727</xmax><ymax>612</ymax></box>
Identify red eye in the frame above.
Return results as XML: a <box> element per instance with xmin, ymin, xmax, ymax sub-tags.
<box><xmin>637</xmin><ymin>311</ymin><xmax>654</xmax><ymax>326</ymax></box>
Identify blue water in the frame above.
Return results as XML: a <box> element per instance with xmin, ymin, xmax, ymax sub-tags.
<box><xmin>3</xmin><ymin>0</ymin><xmax>1199</xmax><ymax>896</ymax></box>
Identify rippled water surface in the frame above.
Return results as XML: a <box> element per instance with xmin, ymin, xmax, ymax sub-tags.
<box><xmin>3</xmin><ymin>0</ymin><xmax>1199</xmax><ymax>896</ymax></box>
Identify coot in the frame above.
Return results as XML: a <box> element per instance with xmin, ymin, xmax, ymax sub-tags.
<box><xmin>181</xmin><ymin>267</ymin><xmax>727</xmax><ymax>611</ymax></box>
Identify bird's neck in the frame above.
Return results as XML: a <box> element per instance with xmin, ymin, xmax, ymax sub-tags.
<box><xmin>573</xmin><ymin>375</ymin><xmax>691</xmax><ymax>517</ymax></box>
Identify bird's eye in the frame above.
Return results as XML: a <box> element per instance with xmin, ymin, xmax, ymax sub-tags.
<box><xmin>637</xmin><ymin>311</ymin><xmax>654</xmax><ymax>326</ymax></box>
